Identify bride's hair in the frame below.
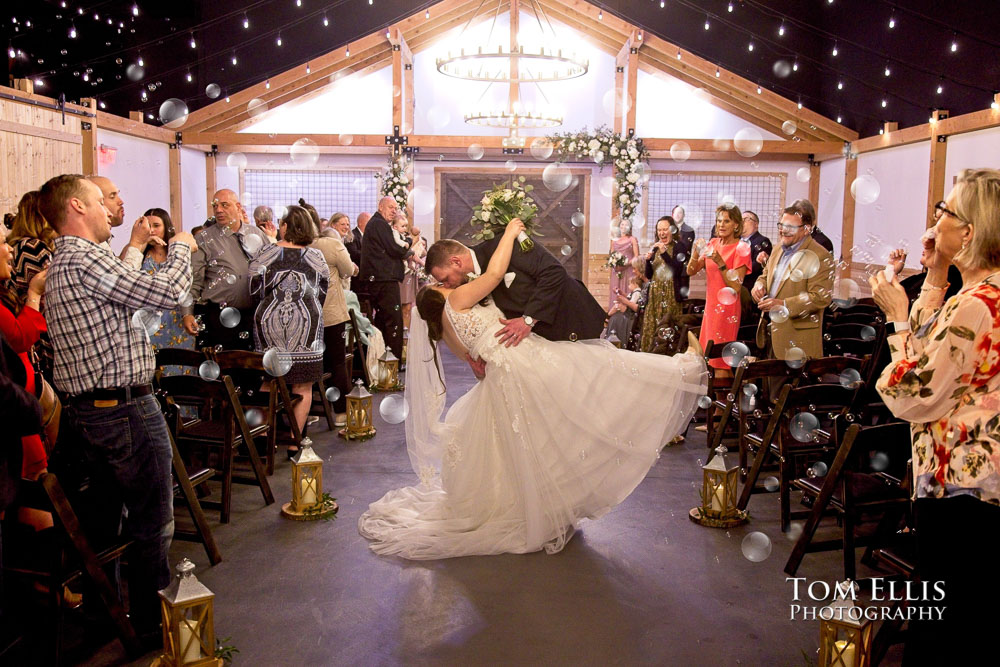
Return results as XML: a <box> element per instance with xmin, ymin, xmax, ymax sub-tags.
<box><xmin>415</xmin><ymin>285</ymin><xmax>447</xmax><ymax>389</ymax></box>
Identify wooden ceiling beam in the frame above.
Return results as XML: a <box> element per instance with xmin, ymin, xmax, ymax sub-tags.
<box><xmin>181</xmin><ymin>0</ymin><xmax>481</xmax><ymax>132</ymax></box>
<box><xmin>851</xmin><ymin>123</ymin><xmax>930</xmax><ymax>154</ymax></box>
<box><xmin>97</xmin><ymin>109</ymin><xmax>176</xmax><ymax>143</ymax></box>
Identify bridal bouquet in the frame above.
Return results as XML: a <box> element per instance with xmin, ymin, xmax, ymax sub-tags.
<box><xmin>470</xmin><ymin>177</ymin><xmax>540</xmax><ymax>252</ymax></box>
<box><xmin>605</xmin><ymin>251</ymin><xmax>628</xmax><ymax>269</ymax></box>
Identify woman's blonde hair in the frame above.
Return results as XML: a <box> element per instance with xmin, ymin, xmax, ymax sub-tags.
<box><xmin>952</xmin><ymin>168</ymin><xmax>1000</xmax><ymax>271</ymax></box>
<box><xmin>7</xmin><ymin>191</ymin><xmax>56</xmax><ymax>246</ymax></box>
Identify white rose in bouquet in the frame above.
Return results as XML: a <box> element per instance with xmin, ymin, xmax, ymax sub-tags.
<box><xmin>627</xmin><ymin>172</ymin><xmax>639</xmax><ymax>183</ymax></box>
<box><xmin>481</xmin><ymin>211</ymin><xmax>491</xmax><ymax>221</ymax></box>
<box><xmin>619</xmin><ymin>194</ymin><xmax>629</xmax><ymax>203</ymax></box>
<box><xmin>588</xmin><ymin>138</ymin><xmax>600</xmax><ymax>150</ymax></box>
<box><xmin>610</xmin><ymin>146</ymin><xmax>619</xmax><ymax>156</ymax></box>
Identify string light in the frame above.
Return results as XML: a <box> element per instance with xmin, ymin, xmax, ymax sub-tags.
<box><xmin>306</xmin><ymin>63</ymin><xmax>311</xmax><ymax>74</ymax></box>
<box><xmin>69</xmin><ymin>23</ymin><xmax>77</xmax><ymax>38</ymax></box>
<box><xmin>879</xmin><ymin>128</ymin><xmax>884</xmax><ymax>135</ymax></box>
<box><xmin>660</xmin><ymin>1</ymin><xmax>665</xmax><ymax>7</ymax></box>
<box><xmin>676</xmin><ymin>48</ymin><xmax>681</xmax><ymax>60</ymax></box>
<box><xmin>276</xmin><ymin>33</ymin><xmax>282</xmax><ymax>46</ymax></box>
<box><xmin>323</xmin><ymin>14</ymin><xmax>328</xmax><ymax>26</ymax></box>
<box><xmin>792</xmin><ymin>60</ymin><xmax>798</xmax><ymax>71</ymax></box>
<box><xmin>888</xmin><ymin>13</ymin><xmax>895</xmax><ymax>29</ymax></box>
<box><xmin>225</xmin><ymin>96</ymin><xmax>230</xmax><ymax>103</ymax></box>
<box><xmin>186</xmin><ymin>72</ymin><xmax>192</xmax><ymax>82</ymax></box>
<box><xmin>881</xmin><ymin>99</ymin><xmax>887</xmax><ymax>107</ymax></box>
<box><xmin>598</xmin><ymin>10</ymin><xmax>603</xmax><ymax>20</ymax></box>
<box><xmin>99</xmin><ymin>101</ymin><xmax>106</xmax><ymax>109</ymax></box>
<box><xmin>831</xmin><ymin>43</ymin><xmax>838</xmax><ymax>56</ymax></box>
<box><xmin>265</xmin><ymin>79</ymin><xmax>270</xmax><ymax>89</ymax></box>
<box><xmin>748</xmin><ymin>42</ymin><xmax>754</xmax><ymax>52</ymax></box>
<box><xmin>232</xmin><ymin>52</ymin><xmax>238</xmax><ymax>65</ymax></box>
<box><xmin>296</xmin><ymin>0</ymin><xmax>302</xmax><ymax>6</ymax></box>
<box><xmin>138</xmin><ymin>55</ymin><xmax>144</xmax><ymax>66</ymax></box>
<box><xmin>992</xmin><ymin>95</ymin><xmax>999</xmax><ymax>111</ymax></box>
<box><xmin>757</xmin><ymin>84</ymin><xmax>762</xmax><ymax>94</ymax></box>
<box><xmin>778</xmin><ymin>21</ymin><xmax>785</xmax><ymax>36</ymax></box>
<box><xmin>950</xmin><ymin>38</ymin><xmax>958</xmax><ymax>52</ymax></box>
<box><xmin>82</xmin><ymin>72</ymin><xmax>89</xmax><ymax>81</ymax></box>
<box><xmin>715</xmin><ymin>65</ymin><xmax>720</xmax><ymax>77</ymax></box>
<box><xmin>837</xmin><ymin>81</ymin><xmax>843</xmax><ymax>90</ymax></box>
<box><xmin>243</xmin><ymin>14</ymin><xmax>249</xmax><ymax>29</ymax></box>
<box><xmin>936</xmin><ymin>83</ymin><xmax>943</xmax><ymax>94</ymax></box>
<box><xmin>34</xmin><ymin>78</ymin><xmax>43</xmax><ymax>87</ymax></box>
<box><xmin>6</xmin><ymin>44</ymin><xmax>14</xmax><ymax>59</ymax></box>
<box><xmin>704</xmin><ymin>18</ymin><xmax>710</xmax><ymax>30</ymax></box>
<box><xmin>346</xmin><ymin>45</ymin><xmax>350</xmax><ymax>56</ymax></box>
<box><xmin>426</xmin><ymin>9</ymin><xmax>430</xmax><ymax>18</ymax></box>
<box><xmin>836</xmin><ymin>115</ymin><xmax>842</xmax><ymax>123</ymax></box>
<box><xmin>132</xmin><ymin>4</ymin><xmax>139</xmax><ymax>17</ymax></box>
<box><xmin>189</xmin><ymin>33</ymin><xmax>196</xmax><ymax>49</ymax></box>
<box><xmin>884</xmin><ymin>63</ymin><xmax>891</xmax><ymax>77</ymax></box>
<box><xmin>727</xmin><ymin>2</ymin><xmax>734</xmax><ymax>11</ymax></box>
<box><xmin>797</xmin><ymin>100</ymin><xmax>803</xmax><ymax>109</ymax></box>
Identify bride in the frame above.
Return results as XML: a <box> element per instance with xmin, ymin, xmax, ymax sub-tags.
<box><xmin>359</xmin><ymin>220</ymin><xmax>708</xmax><ymax>559</ymax></box>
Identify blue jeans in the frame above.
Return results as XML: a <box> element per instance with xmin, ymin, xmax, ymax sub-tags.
<box><xmin>65</xmin><ymin>393</ymin><xmax>174</xmax><ymax>635</ymax></box>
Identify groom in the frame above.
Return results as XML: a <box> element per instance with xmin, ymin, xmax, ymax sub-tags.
<box><xmin>426</xmin><ymin>233</ymin><xmax>606</xmax><ymax>352</ymax></box>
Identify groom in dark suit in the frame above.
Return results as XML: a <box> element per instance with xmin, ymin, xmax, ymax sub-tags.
<box><xmin>426</xmin><ymin>233</ymin><xmax>606</xmax><ymax>350</ymax></box>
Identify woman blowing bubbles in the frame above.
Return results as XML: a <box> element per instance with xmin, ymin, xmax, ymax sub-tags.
<box><xmin>869</xmin><ymin>168</ymin><xmax>1000</xmax><ymax>663</ymax></box>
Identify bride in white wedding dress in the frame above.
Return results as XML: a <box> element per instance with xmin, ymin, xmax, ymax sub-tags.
<box><xmin>359</xmin><ymin>220</ymin><xmax>708</xmax><ymax>559</ymax></box>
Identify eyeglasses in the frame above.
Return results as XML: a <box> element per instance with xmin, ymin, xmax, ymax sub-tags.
<box><xmin>933</xmin><ymin>201</ymin><xmax>968</xmax><ymax>224</ymax></box>
<box><xmin>776</xmin><ymin>222</ymin><xmax>805</xmax><ymax>231</ymax></box>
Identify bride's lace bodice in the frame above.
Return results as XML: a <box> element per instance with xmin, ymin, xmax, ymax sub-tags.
<box><xmin>444</xmin><ymin>297</ymin><xmax>505</xmax><ymax>352</ymax></box>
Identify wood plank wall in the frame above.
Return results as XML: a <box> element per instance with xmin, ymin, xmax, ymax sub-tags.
<box><xmin>0</xmin><ymin>99</ymin><xmax>83</xmax><ymax>214</ymax></box>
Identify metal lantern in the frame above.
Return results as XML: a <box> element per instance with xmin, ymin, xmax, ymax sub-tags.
<box><xmin>401</xmin><ymin>331</ymin><xmax>408</xmax><ymax>364</ymax></box>
<box><xmin>375</xmin><ymin>349</ymin><xmax>403</xmax><ymax>392</ymax></box>
<box><xmin>689</xmin><ymin>444</ymin><xmax>748</xmax><ymax>527</ymax></box>
<box><xmin>819</xmin><ymin>582</ymin><xmax>873</xmax><ymax>667</ymax></box>
<box><xmin>340</xmin><ymin>379</ymin><xmax>376</xmax><ymax>441</ymax></box>
<box><xmin>158</xmin><ymin>559</ymin><xmax>216</xmax><ymax>666</ymax></box>
<box><xmin>281</xmin><ymin>437</ymin><xmax>337</xmax><ymax>520</ymax></box>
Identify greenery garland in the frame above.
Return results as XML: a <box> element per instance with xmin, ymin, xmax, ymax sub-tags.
<box><xmin>546</xmin><ymin>125</ymin><xmax>649</xmax><ymax>223</ymax></box>
<box><xmin>379</xmin><ymin>151</ymin><xmax>410</xmax><ymax>214</ymax></box>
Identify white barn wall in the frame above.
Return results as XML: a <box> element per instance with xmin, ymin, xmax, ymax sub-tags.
<box><xmin>945</xmin><ymin>125</ymin><xmax>1000</xmax><ymax>188</ymax></box>
<box><xmin>96</xmin><ymin>129</ymin><xmax>169</xmax><ymax>255</ymax></box>
<box><xmin>854</xmin><ymin>141</ymin><xmax>932</xmax><ymax>272</ymax></box>
<box><xmin>180</xmin><ymin>147</ymin><xmax>207</xmax><ymax>230</ymax></box>
<box><xmin>818</xmin><ymin>157</ymin><xmax>846</xmax><ymax>263</ymax></box>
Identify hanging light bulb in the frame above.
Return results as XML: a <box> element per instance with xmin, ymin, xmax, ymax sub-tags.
<box><xmin>346</xmin><ymin>45</ymin><xmax>350</xmax><ymax>56</ymax></box>
<box><xmin>265</xmin><ymin>79</ymin><xmax>271</xmax><ymax>89</ymax></box>
<box><xmin>132</xmin><ymin>4</ymin><xmax>139</xmax><ymax>17</ymax></box>
<box><xmin>99</xmin><ymin>100</ymin><xmax>106</xmax><ymax>109</ymax></box>
<box><xmin>243</xmin><ymin>14</ymin><xmax>249</xmax><ymax>29</ymax></box>
<box><xmin>69</xmin><ymin>23</ymin><xmax>77</xmax><ymax>38</ymax></box>
<box><xmin>704</xmin><ymin>18</ymin><xmax>710</xmax><ymax>30</ymax></box>
<box><xmin>884</xmin><ymin>63</ymin><xmax>891</xmax><ymax>77</ymax></box>
<box><xmin>232</xmin><ymin>52</ymin><xmax>238</xmax><ymax>65</ymax></box>
<box><xmin>757</xmin><ymin>84</ymin><xmax>762</xmax><ymax>94</ymax></box>
<box><xmin>879</xmin><ymin>127</ymin><xmax>884</xmax><ymax>135</ymax></box>
<box><xmin>425</xmin><ymin>9</ymin><xmax>430</xmax><ymax>18</ymax></box>
<box><xmin>138</xmin><ymin>55</ymin><xmax>144</xmax><ymax>66</ymax></box>
<box><xmin>836</xmin><ymin>115</ymin><xmax>842</xmax><ymax>123</ymax></box>
<box><xmin>296</xmin><ymin>0</ymin><xmax>302</xmax><ymax>6</ymax></box>
<box><xmin>225</xmin><ymin>95</ymin><xmax>230</xmax><ymax>102</ymax></box>
<box><xmin>660</xmin><ymin>1</ymin><xmax>665</xmax><ymax>7</ymax></box>
<box><xmin>306</xmin><ymin>63</ymin><xmax>311</xmax><ymax>74</ymax></box>
<box><xmin>715</xmin><ymin>65</ymin><xmax>720</xmax><ymax>77</ymax></box>
<box><xmin>936</xmin><ymin>83</ymin><xmax>943</xmax><ymax>94</ymax></box>
<box><xmin>727</xmin><ymin>2</ymin><xmax>734</xmax><ymax>11</ymax></box>
<box><xmin>837</xmin><ymin>81</ymin><xmax>843</xmax><ymax>90</ymax></box>
<box><xmin>323</xmin><ymin>14</ymin><xmax>329</xmax><ymax>26</ymax></box>
<box><xmin>792</xmin><ymin>60</ymin><xmax>798</xmax><ymax>71</ymax></box>
<box><xmin>676</xmin><ymin>48</ymin><xmax>681</xmax><ymax>60</ymax></box>
<box><xmin>7</xmin><ymin>44</ymin><xmax>14</xmax><ymax>59</ymax></box>
<box><xmin>797</xmin><ymin>100</ymin><xmax>803</xmax><ymax>110</ymax></box>
<box><xmin>778</xmin><ymin>22</ymin><xmax>785</xmax><ymax>36</ymax></box>
<box><xmin>832</xmin><ymin>43</ymin><xmax>838</xmax><ymax>56</ymax></box>
<box><xmin>276</xmin><ymin>33</ymin><xmax>282</xmax><ymax>46</ymax></box>
<box><xmin>186</xmin><ymin>72</ymin><xmax>192</xmax><ymax>82</ymax></box>
<box><xmin>888</xmin><ymin>14</ymin><xmax>895</xmax><ymax>29</ymax></box>
<box><xmin>950</xmin><ymin>38</ymin><xmax>958</xmax><ymax>52</ymax></box>
<box><xmin>140</xmin><ymin>90</ymin><xmax>147</xmax><ymax>101</ymax></box>
<box><xmin>189</xmin><ymin>33</ymin><xmax>196</xmax><ymax>49</ymax></box>
<box><xmin>991</xmin><ymin>95</ymin><xmax>999</xmax><ymax>111</ymax></box>
<box><xmin>598</xmin><ymin>10</ymin><xmax>603</xmax><ymax>20</ymax></box>
<box><xmin>881</xmin><ymin>99</ymin><xmax>887</xmax><ymax>107</ymax></box>
<box><xmin>748</xmin><ymin>42</ymin><xmax>754</xmax><ymax>52</ymax></box>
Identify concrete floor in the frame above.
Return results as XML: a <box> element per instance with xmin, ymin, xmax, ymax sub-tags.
<box><xmin>72</xmin><ymin>347</ymin><xmax>903</xmax><ymax>666</ymax></box>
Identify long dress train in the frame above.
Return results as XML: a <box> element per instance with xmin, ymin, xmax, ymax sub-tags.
<box><xmin>358</xmin><ymin>298</ymin><xmax>707</xmax><ymax>559</ymax></box>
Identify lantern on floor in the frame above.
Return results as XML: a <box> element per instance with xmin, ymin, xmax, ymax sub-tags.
<box><xmin>401</xmin><ymin>330</ymin><xmax>408</xmax><ymax>364</ymax></box>
<box><xmin>375</xmin><ymin>349</ymin><xmax>403</xmax><ymax>391</ymax></box>
<box><xmin>689</xmin><ymin>443</ymin><xmax>748</xmax><ymax>527</ymax></box>
<box><xmin>280</xmin><ymin>437</ymin><xmax>337</xmax><ymax>520</ymax></box>
<box><xmin>818</xmin><ymin>581</ymin><xmax>873</xmax><ymax>667</ymax></box>
<box><xmin>158</xmin><ymin>559</ymin><xmax>216</xmax><ymax>666</ymax></box>
<box><xmin>340</xmin><ymin>379</ymin><xmax>376</xmax><ymax>441</ymax></box>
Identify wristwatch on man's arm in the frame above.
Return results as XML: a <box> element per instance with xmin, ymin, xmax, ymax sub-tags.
<box><xmin>523</xmin><ymin>316</ymin><xmax>536</xmax><ymax>327</ymax></box>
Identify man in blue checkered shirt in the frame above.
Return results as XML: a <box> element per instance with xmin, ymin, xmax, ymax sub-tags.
<box><xmin>38</xmin><ymin>174</ymin><xmax>197</xmax><ymax>646</ymax></box>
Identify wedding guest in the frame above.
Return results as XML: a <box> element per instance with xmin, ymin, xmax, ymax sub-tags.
<box><xmin>249</xmin><ymin>205</ymin><xmax>329</xmax><ymax>453</ymax></box>
<box><xmin>608</xmin><ymin>218</ymin><xmax>639</xmax><ymax>310</ymax></box>
<box><xmin>604</xmin><ymin>274</ymin><xmax>643</xmax><ymax>346</ymax></box>
<box><xmin>311</xmin><ymin>213</ymin><xmax>356</xmax><ymax>427</ymax></box>
<box><xmin>39</xmin><ymin>174</ymin><xmax>196</xmax><ymax>647</ymax></box>
<box><xmin>394</xmin><ymin>215</ymin><xmax>426</xmax><ymax>331</ymax></box>
<box><xmin>140</xmin><ymin>208</ymin><xmax>195</xmax><ymax>375</ymax></box>
<box><xmin>326</xmin><ymin>213</ymin><xmax>357</xmax><ymax>291</ymax></box>
<box><xmin>253</xmin><ymin>205</ymin><xmax>278</xmax><ymax>243</ymax></box>
<box><xmin>870</xmin><ymin>168</ymin><xmax>1000</xmax><ymax>663</ymax></box>
<box><xmin>6</xmin><ymin>191</ymin><xmax>56</xmax><ymax>378</ymax></box>
<box><xmin>751</xmin><ymin>199</ymin><xmax>833</xmax><ymax>364</ymax></box>
<box><xmin>687</xmin><ymin>205</ymin><xmax>751</xmax><ymax>373</ymax></box>
<box><xmin>886</xmin><ymin>247</ymin><xmax>963</xmax><ymax>303</ymax></box>
<box><xmin>640</xmin><ymin>216</ymin><xmax>685</xmax><ymax>352</ymax></box>
<box><xmin>298</xmin><ymin>198</ymin><xmax>323</xmax><ymax>234</ymax></box>
<box><xmin>360</xmin><ymin>197</ymin><xmax>411</xmax><ymax>358</ymax></box>
<box><xmin>740</xmin><ymin>210</ymin><xmax>773</xmax><ymax>293</ymax></box>
<box><xmin>346</xmin><ymin>213</ymin><xmax>367</xmax><ymax>293</ymax></box>
<box><xmin>182</xmin><ymin>189</ymin><xmax>269</xmax><ymax>350</ymax></box>
<box><xmin>672</xmin><ymin>205</ymin><xmax>695</xmax><ymax>300</ymax></box>
<box><xmin>811</xmin><ymin>223</ymin><xmax>834</xmax><ymax>254</ymax></box>
<box><xmin>86</xmin><ymin>176</ymin><xmax>146</xmax><ymax>269</ymax></box>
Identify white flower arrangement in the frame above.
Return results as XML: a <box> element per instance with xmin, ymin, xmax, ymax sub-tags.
<box><xmin>470</xmin><ymin>177</ymin><xmax>540</xmax><ymax>252</ymax></box>
<box><xmin>605</xmin><ymin>250</ymin><xmax>628</xmax><ymax>271</ymax></box>
<box><xmin>379</xmin><ymin>151</ymin><xmax>410</xmax><ymax>214</ymax></box>
<box><xmin>548</xmin><ymin>126</ymin><xmax>649</xmax><ymax>223</ymax></box>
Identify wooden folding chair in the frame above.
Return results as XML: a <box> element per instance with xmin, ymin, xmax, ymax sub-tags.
<box><xmin>211</xmin><ymin>349</ymin><xmax>302</xmax><ymax>475</ymax></box>
<box><xmin>158</xmin><ymin>374</ymin><xmax>274</xmax><ymax>523</ymax></box>
<box><xmin>784</xmin><ymin>421</ymin><xmax>912</xmax><ymax>580</ymax></box>
<box><xmin>1</xmin><ymin>473</ymin><xmax>142</xmax><ymax>663</ymax></box>
<box><xmin>738</xmin><ymin>382</ymin><xmax>864</xmax><ymax>530</ymax></box>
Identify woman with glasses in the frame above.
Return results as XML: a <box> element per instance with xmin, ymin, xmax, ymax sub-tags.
<box><xmin>687</xmin><ymin>204</ymin><xmax>751</xmax><ymax>374</ymax></box>
<box><xmin>870</xmin><ymin>168</ymin><xmax>1000</xmax><ymax>663</ymax></box>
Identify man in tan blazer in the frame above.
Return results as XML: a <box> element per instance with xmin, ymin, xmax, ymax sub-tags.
<box><xmin>751</xmin><ymin>199</ymin><xmax>834</xmax><ymax>360</ymax></box>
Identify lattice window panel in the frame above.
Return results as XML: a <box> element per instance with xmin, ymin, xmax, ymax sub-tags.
<box><xmin>642</xmin><ymin>171</ymin><xmax>787</xmax><ymax>246</ymax></box>
<box><xmin>243</xmin><ymin>169</ymin><xmax>381</xmax><ymax>224</ymax></box>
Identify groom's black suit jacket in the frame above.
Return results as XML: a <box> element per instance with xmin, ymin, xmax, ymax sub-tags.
<box><xmin>473</xmin><ymin>238</ymin><xmax>606</xmax><ymax>342</ymax></box>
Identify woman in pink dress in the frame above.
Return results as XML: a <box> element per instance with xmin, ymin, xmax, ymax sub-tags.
<box><xmin>608</xmin><ymin>218</ymin><xmax>640</xmax><ymax>310</ymax></box>
<box><xmin>687</xmin><ymin>204</ymin><xmax>751</xmax><ymax>373</ymax></box>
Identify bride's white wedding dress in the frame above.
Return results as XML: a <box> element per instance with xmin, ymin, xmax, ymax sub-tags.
<box><xmin>358</xmin><ymin>298</ymin><xmax>707</xmax><ymax>559</ymax></box>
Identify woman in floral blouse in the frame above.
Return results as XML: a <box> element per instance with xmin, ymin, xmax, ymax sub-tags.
<box><xmin>870</xmin><ymin>168</ymin><xmax>1000</xmax><ymax>663</ymax></box>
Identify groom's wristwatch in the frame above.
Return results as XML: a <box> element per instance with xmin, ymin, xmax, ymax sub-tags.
<box><xmin>523</xmin><ymin>316</ymin><xmax>536</xmax><ymax>327</ymax></box>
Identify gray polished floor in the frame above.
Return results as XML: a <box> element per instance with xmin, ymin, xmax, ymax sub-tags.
<box><xmin>83</xmin><ymin>347</ymin><xmax>902</xmax><ymax>666</ymax></box>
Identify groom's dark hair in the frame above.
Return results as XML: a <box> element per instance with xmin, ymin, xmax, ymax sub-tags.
<box><xmin>425</xmin><ymin>239</ymin><xmax>468</xmax><ymax>271</ymax></box>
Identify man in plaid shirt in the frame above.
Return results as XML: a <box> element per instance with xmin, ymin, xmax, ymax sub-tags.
<box><xmin>38</xmin><ymin>174</ymin><xmax>197</xmax><ymax>646</ymax></box>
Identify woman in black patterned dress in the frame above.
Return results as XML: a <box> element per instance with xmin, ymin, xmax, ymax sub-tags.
<box><xmin>7</xmin><ymin>191</ymin><xmax>55</xmax><ymax>380</ymax></box>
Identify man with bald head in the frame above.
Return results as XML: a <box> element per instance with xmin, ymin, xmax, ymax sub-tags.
<box><xmin>87</xmin><ymin>175</ymin><xmax>159</xmax><ymax>269</ymax></box>
<box><xmin>181</xmin><ymin>189</ymin><xmax>270</xmax><ymax>350</ymax></box>
<box><xmin>359</xmin><ymin>197</ymin><xmax>411</xmax><ymax>358</ymax></box>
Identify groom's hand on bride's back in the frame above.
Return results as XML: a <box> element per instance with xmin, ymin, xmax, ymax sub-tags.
<box><xmin>466</xmin><ymin>354</ymin><xmax>487</xmax><ymax>380</ymax></box>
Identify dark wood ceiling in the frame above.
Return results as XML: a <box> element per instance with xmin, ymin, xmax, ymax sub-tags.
<box><xmin>4</xmin><ymin>0</ymin><xmax>998</xmax><ymax>138</ymax></box>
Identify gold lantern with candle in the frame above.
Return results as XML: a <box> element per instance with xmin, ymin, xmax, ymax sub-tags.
<box><xmin>818</xmin><ymin>581</ymin><xmax>873</xmax><ymax>667</ymax></box>
<box><xmin>339</xmin><ymin>379</ymin><xmax>376</xmax><ymax>441</ymax></box>
<box><xmin>281</xmin><ymin>437</ymin><xmax>337</xmax><ymax>520</ymax></box>
<box><xmin>689</xmin><ymin>443</ymin><xmax>748</xmax><ymax>527</ymax></box>
<box><xmin>375</xmin><ymin>349</ymin><xmax>403</xmax><ymax>392</ymax></box>
<box><xmin>158</xmin><ymin>559</ymin><xmax>218</xmax><ymax>666</ymax></box>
